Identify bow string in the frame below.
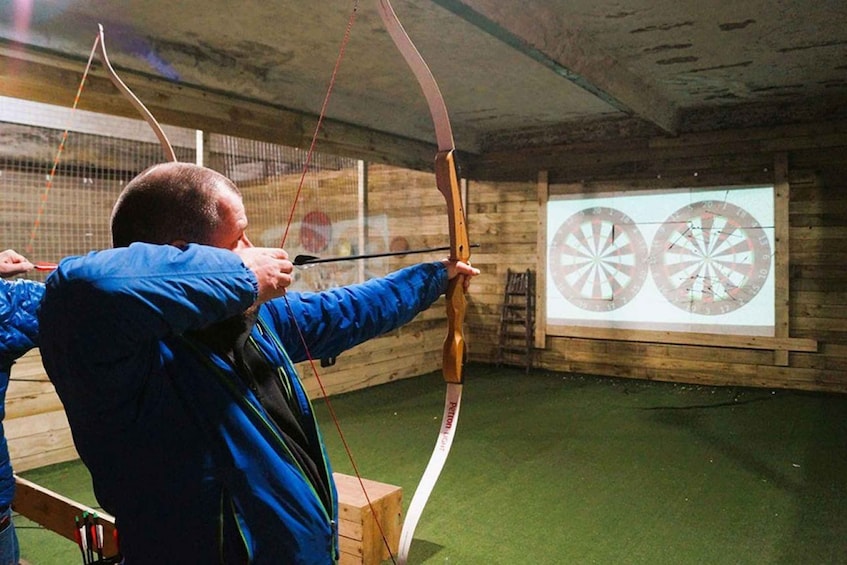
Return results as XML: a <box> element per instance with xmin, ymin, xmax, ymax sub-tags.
<box><xmin>273</xmin><ymin>4</ymin><xmax>406</xmax><ymax>564</ymax></box>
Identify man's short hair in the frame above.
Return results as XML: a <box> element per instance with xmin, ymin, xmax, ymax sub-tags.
<box><xmin>111</xmin><ymin>162</ymin><xmax>240</xmax><ymax>247</ymax></box>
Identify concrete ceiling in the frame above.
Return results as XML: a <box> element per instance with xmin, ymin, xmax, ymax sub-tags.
<box><xmin>1</xmin><ymin>0</ymin><xmax>846</xmax><ymax>163</ymax></box>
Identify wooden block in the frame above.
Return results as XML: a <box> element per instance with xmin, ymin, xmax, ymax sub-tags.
<box><xmin>334</xmin><ymin>472</ymin><xmax>402</xmax><ymax>565</ymax></box>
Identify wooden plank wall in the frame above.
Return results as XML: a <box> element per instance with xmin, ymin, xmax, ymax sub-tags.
<box><xmin>6</xmin><ymin>116</ymin><xmax>847</xmax><ymax>476</ymax></box>
<box><xmin>232</xmin><ymin>161</ymin><xmax>449</xmax><ymax>396</ymax></box>
<box><xmin>296</xmin><ymin>164</ymin><xmax>449</xmax><ymax>397</ymax></box>
<box><xmin>7</xmin><ymin>351</ymin><xmax>77</xmax><ymax>472</ymax></box>
<box><xmin>467</xmin><ymin>121</ymin><xmax>847</xmax><ymax>394</ymax></box>
<box><xmin>7</xmin><ymin>127</ymin><xmax>847</xmax><ymax>478</ymax></box>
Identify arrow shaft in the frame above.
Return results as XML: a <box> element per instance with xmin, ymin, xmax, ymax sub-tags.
<box><xmin>294</xmin><ymin>243</ymin><xmax>478</xmax><ymax>266</ymax></box>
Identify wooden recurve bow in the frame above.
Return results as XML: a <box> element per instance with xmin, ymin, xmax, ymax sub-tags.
<box><xmin>377</xmin><ymin>2</ymin><xmax>471</xmax><ymax>562</ymax></box>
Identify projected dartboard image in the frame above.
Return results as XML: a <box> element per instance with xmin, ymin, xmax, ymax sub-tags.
<box><xmin>650</xmin><ymin>200</ymin><xmax>773</xmax><ymax>315</ymax></box>
<box><xmin>546</xmin><ymin>186</ymin><xmax>775</xmax><ymax>336</ymax></box>
<box><xmin>548</xmin><ymin>207</ymin><xmax>648</xmax><ymax>311</ymax></box>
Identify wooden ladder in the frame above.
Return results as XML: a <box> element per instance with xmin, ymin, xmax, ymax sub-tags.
<box><xmin>497</xmin><ymin>269</ymin><xmax>535</xmax><ymax>373</ymax></box>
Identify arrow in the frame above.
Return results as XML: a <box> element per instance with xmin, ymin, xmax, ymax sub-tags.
<box><xmin>293</xmin><ymin>243</ymin><xmax>479</xmax><ymax>266</ymax></box>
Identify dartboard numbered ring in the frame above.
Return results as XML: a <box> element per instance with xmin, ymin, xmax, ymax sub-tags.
<box><xmin>650</xmin><ymin>200</ymin><xmax>772</xmax><ymax>315</ymax></box>
<box><xmin>549</xmin><ymin>206</ymin><xmax>649</xmax><ymax>311</ymax></box>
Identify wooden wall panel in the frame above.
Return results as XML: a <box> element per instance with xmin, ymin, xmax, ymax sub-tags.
<box><xmin>466</xmin><ymin>127</ymin><xmax>847</xmax><ymax>393</ymax></box>
<box><xmin>6</xmin><ymin>109</ymin><xmax>847</xmax><ymax>479</ymax></box>
<box><xmin>7</xmin><ymin>351</ymin><xmax>78</xmax><ymax>472</ymax></box>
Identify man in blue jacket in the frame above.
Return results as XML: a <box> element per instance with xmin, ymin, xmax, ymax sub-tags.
<box><xmin>0</xmin><ymin>249</ymin><xmax>44</xmax><ymax>565</ymax></box>
<box><xmin>38</xmin><ymin>162</ymin><xmax>477</xmax><ymax>564</ymax></box>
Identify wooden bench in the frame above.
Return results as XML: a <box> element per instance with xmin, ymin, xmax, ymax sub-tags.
<box><xmin>12</xmin><ymin>475</ymin><xmax>119</xmax><ymax>557</ymax></box>
<box><xmin>14</xmin><ymin>473</ymin><xmax>402</xmax><ymax>564</ymax></box>
<box><xmin>335</xmin><ymin>472</ymin><xmax>402</xmax><ymax>565</ymax></box>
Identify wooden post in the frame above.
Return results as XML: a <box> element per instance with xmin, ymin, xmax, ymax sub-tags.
<box><xmin>535</xmin><ymin>170</ymin><xmax>548</xmax><ymax>350</ymax></box>
<box><xmin>773</xmin><ymin>153</ymin><xmax>790</xmax><ymax>366</ymax></box>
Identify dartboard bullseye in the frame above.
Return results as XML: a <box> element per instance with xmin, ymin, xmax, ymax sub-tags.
<box><xmin>549</xmin><ymin>207</ymin><xmax>649</xmax><ymax>311</ymax></box>
<box><xmin>650</xmin><ymin>200</ymin><xmax>772</xmax><ymax>315</ymax></box>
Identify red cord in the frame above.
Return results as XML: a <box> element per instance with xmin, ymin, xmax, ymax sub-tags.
<box><xmin>26</xmin><ymin>33</ymin><xmax>101</xmax><ymax>255</ymax></box>
<box><xmin>280</xmin><ymin>1</ymin><xmax>359</xmax><ymax>250</ymax></box>
<box><xmin>279</xmin><ymin>3</ymin><xmax>397</xmax><ymax>563</ymax></box>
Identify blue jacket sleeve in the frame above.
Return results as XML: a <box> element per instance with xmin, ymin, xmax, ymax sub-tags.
<box><xmin>40</xmin><ymin>242</ymin><xmax>258</xmax><ymax>364</ymax></box>
<box><xmin>261</xmin><ymin>262</ymin><xmax>448</xmax><ymax>363</ymax></box>
<box><xmin>0</xmin><ymin>279</ymin><xmax>45</xmax><ymax>371</ymax></box>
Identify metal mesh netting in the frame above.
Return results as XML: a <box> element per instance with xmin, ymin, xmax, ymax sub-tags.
<box><xmin>210</xmin><ymin>134</ymin><xmax>380</xmax><ymax>291</ymax></box>
<box><xmin>0</xmin><ymin>96</ymin><xmax>382</xmax><ymax>289</ymax></box>
<box><xmin>0</xmin><ymin>96</ymin><xmax>194</xmax><ymax>278</ymax></box>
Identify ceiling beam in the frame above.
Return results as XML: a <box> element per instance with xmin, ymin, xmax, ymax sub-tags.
<box><xmin>0</xmin><ymin>43</ymin><xmax>445</xmax><ymax>172</ymax></box>
<box><xmin>432</xmin><ymin>0</ymin><xmax>680</xmax><ymax>135</ymax></box>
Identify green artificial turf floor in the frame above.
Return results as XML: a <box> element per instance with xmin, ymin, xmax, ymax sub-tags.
<box><xmin>15</xmin><ymin>364</ymin><xmax>847</xmax><ymax>564</ymax></box>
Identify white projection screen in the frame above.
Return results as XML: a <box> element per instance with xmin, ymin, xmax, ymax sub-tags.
<box><xmin>546</xmin><ymin>186</ymin><xmax>775</xmax><ymax>336</ymax></box>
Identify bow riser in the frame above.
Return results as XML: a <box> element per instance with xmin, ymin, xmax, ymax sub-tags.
<box><xmin>435</xmin><ymin>150</ymin><xmax>469</xmax><ymax>385</ymax></box>
<box><xmin>442</xmin><ymin>278</ymin><xmax>466</xmax><ymax>384</ymax></box>
<box><xmin>435</xmin><ymin>151</ymin><xmax>470</xmax><ymax>262</ymax></box>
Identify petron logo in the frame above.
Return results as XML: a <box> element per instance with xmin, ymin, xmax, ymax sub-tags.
<box><xmin>438</xmin><ymin>401</ymin><xmax>459</xmax><ymax>451</ymax></box>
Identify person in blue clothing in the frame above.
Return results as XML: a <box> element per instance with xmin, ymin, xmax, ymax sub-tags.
<box><xmin>38</xmin><ymin>162</ymin><xmax>478</xmax><ymax>564</ymax></box>
<box><xmin>0</xmin><ymin>249</ymin><xmax>44</xmax><ymax>565</ymax></box>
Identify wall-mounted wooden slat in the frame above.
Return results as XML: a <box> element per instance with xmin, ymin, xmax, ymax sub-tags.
<box><xmin>546</xmin><ymin>327</ymin><xmax>816</xmax><ymax>352</ymax></box>
<box><xmin>535</xmin><ymin>171</ymin><xmax>548</xmax><ymax>350</ymax></box>
<box><xmin>773</xmin><ymin>153</ymin><xmax>791</xmax><ymax>365</ymax></box>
